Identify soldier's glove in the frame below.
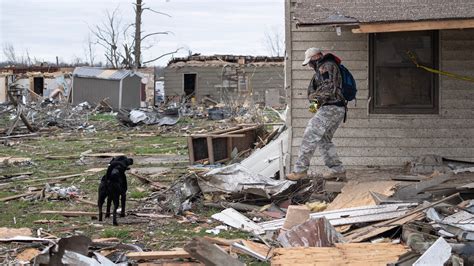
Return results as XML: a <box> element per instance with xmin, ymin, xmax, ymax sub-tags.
<box><xmin>309</xmin><ymin>100</ymin><xmax>319</xmax><ymax>113</ymax></box>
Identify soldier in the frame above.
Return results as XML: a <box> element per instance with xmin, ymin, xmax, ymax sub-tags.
<box><xmin>286</xmin><ymin>47</ymin><xmax>347</xmax><ymax>181</ymax></box>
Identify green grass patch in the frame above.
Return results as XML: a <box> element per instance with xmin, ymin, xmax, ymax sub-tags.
<box><xmin>129</xmin><ymin>190</ymin><xmax>149</xmax><ymax>199</ymax></box>
<box><xmin>102</xmin><ymin>228</ymin><xmax>131</xmax><ymax>240</ymax></box>
<box><xmin>89</xmin><ymin>113</ymin><xmax>117</xmax><ymax>122</ymax></box>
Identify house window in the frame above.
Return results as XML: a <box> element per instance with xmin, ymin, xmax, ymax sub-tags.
<box><xmin>369</xmin><ymin>31</ymin><xmax>439</xmax><ymax>114</ymax></box>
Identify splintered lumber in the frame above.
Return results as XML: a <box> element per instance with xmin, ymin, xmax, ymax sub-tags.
<box><xmin>258</xmin><ymin>203</ymin><xmax>417</xmax><ymax>231</ymax></box>
<box><xmin>344</xmin><ymin>193</ymin><xmax>460</xmax><ymax>243</ymax></box>
<box><xmin>22</xmin><ymin>173</ymin><xmax>82</xmax><ymax>184</ymax></box>
<box><xmin>326</xmin><ymin>181</ymin><xmax>399</xmax><ymax>211</ymax></box>
<box><xmin>83</xmin><ymin>152</ymin><xmax>125</xmax><ymax>158</ymax></box>
<box><xmin>271</xmin><ymin>243</ymin><xmax>408</xmax><ymax>266</ymax></box>
<box><xmin>45</xmin><ymin>155</ymin><xmax>79</xmax><ymax>160</ymax></box>
<box><xmin>40</xmin><ymin>211</ymin><xmax>98</xmax><ymax>217</ymax></box>
<box><xmin>0</xmin><ymin>192</ymin><xmax>37</xmax><ymax>202</ymax></box>
<box><xmin>75</xmin><ymin>198</ymin><xmax>96</xmax><ymax>206</ymax></box>
<box><xmin>184</xmin><ymin>238</ymin><xmax>244</xmax><ymax>266</ymax></box>
<box><xmin>6</xmin><ymin>89</ymin><xmax>36</xmax><ymax>133</ymax></box>
<box><xmin>0</xmin><ymin>227</ymin><xmax>32</xmax><ymax>238</ymax></box>
<box><xmin>201</xmin><ymin>237</ymin><xmax>243</xmax><ymax>246</ymax></box>
<box><xmin>127</xmin><ymin>249</ymin><xmax>191</xmax><ymax>260</ymax></box>
<box><xmin>33</xmin><ymin>220</ymin><xmax>64</xmax><ymax>224</ymax></box>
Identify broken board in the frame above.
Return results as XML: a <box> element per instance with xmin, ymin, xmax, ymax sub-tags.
<box><xmin>271</xmin><ymin>243</ymin><xmax>408</xmax><ymax>266</ymax></box>
<box><xmin>325</xmin><ymin>181</ymin><xmax>399</xmax><ymax>211</ymax></box>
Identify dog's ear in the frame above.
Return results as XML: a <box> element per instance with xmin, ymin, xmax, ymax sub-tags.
<box><xmin>110</xmin><ymin>157</ymin><xmax>116</xmax><ymax>164</ymax></box>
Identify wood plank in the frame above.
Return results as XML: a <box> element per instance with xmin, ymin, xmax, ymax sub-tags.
<box><xmin>184</xmin><ymin>238</ymin><xmax>244</xmax><ymax>266</ymax></box>
<box><xmin>344</xmin><ymin>193</ymin><xmax>459</xmax><ymax>242</ymax></box>
<box><xmin>353</xmin><ymin>19</ymin><xmax>474</xmax><ymax>33</ymax></box>
<box><xmin>40</xmin><ymin>211</ymin><xmax>98</xmax><ymax>217</ymax></box>
<box><xmin>272</xmin><ymin>243</ymin><xmax>407</xmax><ymax>266</ymax></box>
<box><xmin>326</xmin><ymin>181</ymin><xmax>399</xmax><ymax>211</ymax></box>
<box><xmin>127</xmin><ymin>249</ymin><xmax>191</xmax><ymax>260</ymax></box>
<box><xmin>0</xmin><ymin>192</ymin><xmax>37</xmax><ymax>202</ymax></box>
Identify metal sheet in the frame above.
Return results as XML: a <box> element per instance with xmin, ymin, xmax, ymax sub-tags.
<box><xmin>258</xmin><ymin>203</ymin><xmax>418</xmax><ymax>231</ymax></box>
<box><xmin>413</xmin><ymin>237</ymin><xmax>451</xmax><ymax>266</ymax></box>
<box><xmin>211</xmin><ymin>208</ymin><xmax>264</xmax><ymax>234</ymax></box>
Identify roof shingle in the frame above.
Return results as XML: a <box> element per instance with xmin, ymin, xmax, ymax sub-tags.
<box><xmin>294</xmin><ymin>0</ymin><xmax>474</xmax><ymax>25</ymax></box>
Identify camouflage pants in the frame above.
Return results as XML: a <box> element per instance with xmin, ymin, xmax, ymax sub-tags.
<box><xmin>294</xmin><ymin>105</ymin><xmax>345</xmax><ymax>173</ymax></box>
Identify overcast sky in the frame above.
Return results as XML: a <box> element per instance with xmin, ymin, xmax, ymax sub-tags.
<box><xmin>0</xmin><ymin>0</ymin><xmax>284</xmax><ymax>66</ymax></box>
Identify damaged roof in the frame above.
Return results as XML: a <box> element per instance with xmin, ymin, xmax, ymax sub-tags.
<box><xmin>73</xmin><ymin>67</ymin><xmax>137</xmax><ymax>80</ymax></box>
<box><xmin>294</xmin><ymin>0</ymin><xmax>474</xmax><ymax>26</ymax></box>
<box><xmin>167</xmin><ymin>55</ymin><xmax>284</xmax><ymax>68</ymax></box>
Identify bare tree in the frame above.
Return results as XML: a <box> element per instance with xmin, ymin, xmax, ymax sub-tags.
<box><xmin>263</xmin><ymin>26</ymin><xmax>284</xmax><ymax>57</ymax></box>
<box><xmin>91</xmin><ymin>7</ymin><xmax>123</xmax><ymax>68</ymax></box>
<box><xmin>84</xmin><ymin>33</ymin><xmax>96</xmax><ymax>66</ymax></box>
<box><xmin>2</xmin><ymin>43</ymin><xmax>17</xmax><ymax>64</ymax></box>
<box><xmin>90</xmin><ymin>2</ymin><xmax>179</xmax><ymax>69</ymax></box>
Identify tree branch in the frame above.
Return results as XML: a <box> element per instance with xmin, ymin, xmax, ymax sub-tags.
<box><xmin>141</xmin><ymin>31</ymin><xmax>171</xmax><ymax>41</ymax></box>
<box><xmin>143</xmin><ymin>7</ymin><xmax>171</xmax><ymax>17</ymax></box>
<box><xmin>143</xmin><ymin>48</ymin><xmax>182</xmax><ymax>64</ymax></box>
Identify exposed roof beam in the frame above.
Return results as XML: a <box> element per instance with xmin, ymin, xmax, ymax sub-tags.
<box><xmin>352</xmin><ymin>19</ymin><xmax>474</xmax><ymax>33</ymax></box>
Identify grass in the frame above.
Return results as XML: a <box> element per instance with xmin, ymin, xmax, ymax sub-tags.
<box><xmin>102</xmin><ymin>228</ymin><xmax>132</xmax><ymax>240</ymax></box>
<box><xmin>129</xmin><ymin>190</ymin><xmax>149</xmax><ymax>199</ymax></box>
<box><xmin>89</xmin><ymin>113</ymin><xmax>117</xmax><ymax>122</ymax></box>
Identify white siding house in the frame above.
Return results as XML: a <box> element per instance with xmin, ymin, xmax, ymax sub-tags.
<box><xmin>285</xmin><ymin>0</ymin><xmax>474</xmax><ymax>171</ymax></box>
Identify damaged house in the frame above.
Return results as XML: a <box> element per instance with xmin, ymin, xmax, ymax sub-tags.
<box><xmin>285</xmin><ymin>0</ymin><xmax>474</xmax><ymax>171</ymax></box>
<box><xmin>72</xmin><ymin>67</ymin><xmax>144</xmax><ymax>110</ymax></box>
<box><xmin>164</xmin><ymin>55</ymin><xmax>285</xmax><ymax>107</ymax></box>
<box><xmin>0</xmin><ymin>66</ymin><xmax>71</xmax><ymax>103</ymax></box>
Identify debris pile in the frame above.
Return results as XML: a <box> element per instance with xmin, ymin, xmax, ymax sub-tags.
<box><xmin>127</xmin><ymin>152</ymin><xmax>474</xmax><ymax>265</ymax></box>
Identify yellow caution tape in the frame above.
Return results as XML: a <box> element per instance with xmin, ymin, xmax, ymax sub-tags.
<box><xmin>407</xmin><ymin>51</ymin><xmax>474</xmax><ymax>83</ymax></box>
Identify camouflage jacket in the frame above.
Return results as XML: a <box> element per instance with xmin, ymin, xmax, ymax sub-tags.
<box><xmin>307</xmin><ymin>54</ymin><xmax>344</xmax><ymax>105</ymax></box>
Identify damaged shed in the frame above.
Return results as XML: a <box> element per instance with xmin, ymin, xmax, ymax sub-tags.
<box><xmin>72</xmin><ymin>67</ymin><xmax>143</xmax><ymax>110</ymax></box>
<box><xmin>164</xmin><ymin>55</ymin><xmax>285</xmax><ymax>107</ymax></box>
<box><xmin>285</xmin><ymin>0</ymin><xmax>474</xmax><ymax>170</ymax></box>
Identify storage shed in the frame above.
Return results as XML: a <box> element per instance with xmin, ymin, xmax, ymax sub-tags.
<box><xmin>72</xmin><ymin>67</ymin><xmax>143</xmax><ymax>110</ymax></box>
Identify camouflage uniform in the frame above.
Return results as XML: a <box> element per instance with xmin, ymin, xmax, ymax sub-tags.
<box><xmin>294</xmin><ymin>54</ymin><xmax>346</xmax><ymax>174</ymax></box>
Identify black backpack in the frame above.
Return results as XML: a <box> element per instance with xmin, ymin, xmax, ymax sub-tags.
<box><xmin>338</xmin><ymin>64</ymin><xmax>357</xmax><ymax>102</ymax></box>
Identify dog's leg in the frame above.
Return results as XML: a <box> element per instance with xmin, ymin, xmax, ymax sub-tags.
<box><xmin>98</xmin><ymin>193</ymin><xmax>106</xmax><ymax>222</ymax></box>
<box><xmin>112</xmin><ymin>196</ymin><xmax>119</xmax><ymax>226</ymax></box>
<box><xmin>120</xmin><ymin>193</ymin><xmax>126</xmax><ymax>217</ymax></box>
<box><xmin>105</xmin><ymin>197</ymin><xmax>112</xmax><ymax>218</ymax></box>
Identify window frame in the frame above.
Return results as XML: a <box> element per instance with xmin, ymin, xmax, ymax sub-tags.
<box><xmin>369</xmin><ymin>30</ymin><xmax>440</xmax><ymax>114</ymax></box>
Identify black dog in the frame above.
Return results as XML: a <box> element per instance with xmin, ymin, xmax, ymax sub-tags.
<box><xmin>98</xmin><ymin>156</ymin><xmax>133</xmax><ymax>226</ymax></box>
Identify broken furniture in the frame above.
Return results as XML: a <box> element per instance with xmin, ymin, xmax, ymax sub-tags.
<box><xmin>187</xmin><ymin>125</ymin><xmax>263</xmax><ymax>164</ymax></box>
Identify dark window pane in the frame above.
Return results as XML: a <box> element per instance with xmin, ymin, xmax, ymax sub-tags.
<box><xmin>370</xmin><ymin>31</ymin><xmax>438</xmax><ymax>114</ymax></box>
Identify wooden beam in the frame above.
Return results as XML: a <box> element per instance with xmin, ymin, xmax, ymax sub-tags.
<box><xmin>352</xmin><ymin>19</ymin><xmax>474</xmax><ymax>33</ymax></box>
<box><xmin>0</xmin><ymin>192</ymin><xmax>37</xmax><ymax>202</ymax></box>
<box><xmin>127</xmin><ymin>249</ymin><xmax>191</xmax><ymax>260</ymax></box>
<box><xmin>184</xmin><ymin>238</ymin><xmax>244</xmax><ymax>266</ymax></box>
<box><xmin>40</xmin><ymin>211</ymin><xmax>98</xmax><ymax>217</ymax></box>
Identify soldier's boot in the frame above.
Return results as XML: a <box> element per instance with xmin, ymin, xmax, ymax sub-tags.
<box><xmin>286</xmin><ymin>171</ymin><xmax>308</xmax><ymax>181</ymax></box>
<box><xmin>322</xmin><ymin>169</ymin><xmax>347</xmax><ymax>182</ymax></box>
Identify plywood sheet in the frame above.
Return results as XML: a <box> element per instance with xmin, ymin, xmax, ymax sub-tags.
<box><xmin>271</xmin><ymin>243</ymin><xmax>408</xmax><ymax>266</ymax></box>
<box><xmin>326</xmin><ymin>181</ymin><xmax>399</xmax><ymax>211</ymax></box>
